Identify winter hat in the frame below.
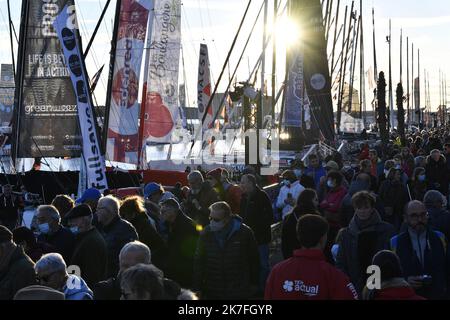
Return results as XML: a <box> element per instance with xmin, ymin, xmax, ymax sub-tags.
<box><xmin>206</xmin><ymin>168</ymin><xmax>223</xmax><ymax>182</ymax></box>
<box><xmin>144</xmin><ymin>183</ymin><xmax>163</xmax><ymax>199</ymax></box>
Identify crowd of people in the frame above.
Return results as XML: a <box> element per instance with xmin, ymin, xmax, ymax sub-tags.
<box><xmin>0</xmin><ymin>127</ymin><xmax>449</xmax><ymax>300</ymax></box>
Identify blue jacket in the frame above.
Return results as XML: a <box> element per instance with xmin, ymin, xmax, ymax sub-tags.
<box><xmin>304</xmin><ymin>166</ymin><xmax>326</xmax><ymax>189</ymax></box>
<box><xmin>64</xmin><ymin>275</ymin><xmax>93</xmax><ymax>300</ymax></box>
<box><xmin>390</xmin><ymin>228</ymin><xmax>450</xmax><ymax>299</ymax></box>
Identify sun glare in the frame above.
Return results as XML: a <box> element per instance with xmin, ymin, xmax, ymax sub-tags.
<box><xmin>274</xmin><ymin>16</ymin><xmax>301</xmax><ymax>47</ymax></box>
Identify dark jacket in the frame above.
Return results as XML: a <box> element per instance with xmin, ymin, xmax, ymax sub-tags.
<box><xmin>70</xmin><ymin>227</ymin><xmax>108</xmax><ymax>287</ymax></box>
<box><xmin>390</xmin><ymin>228</ymin><xmax>450</xmax><ymax>299</ymax></box>
<box><xmin>378</xmin><ymin>179</ymin><xmax>409</xmax><ymax>230</ymax></box>
<box><xmin>38</xmin><ymin>226</ymin><xmax>76</xmax><ymax>264</ymax></box>
<box><xmin>193</xmin><ymin>216</ymin><xmax>260</xmax><ymax>299</ymax></box>
<box><xmin>425</xmin><ymin>155</ymin><xmax>449</xmax><ymax>196</ymax></box>
<box><xmin>0</xmin><ymin>194</ymin><xmax>23</xmax><ymax>231</ymax></box>
<box><xmin>163</xmin><ymin>211</ymin><xmax>199</xmax><ymax>289</ymax></box>
<box><xmin>336</xmin><ymin>210</ymin><xmax>395</xmax><ymax>295</ymax></box>
<box><xmin>240</xmin><ymin>187</ymin><xmax>273</xmax><ymax>245</ymax></box>
<box><xmin>427</xmin><ymin>207</ymin><xmax>450</xmax><ymax>242</ymax></box>
<box><xmin>0</xmin><ymin>246</ymin><xmax>36</xmax><ymax>300</ymax></box>
<box><xmin>410</xmin><ymin>181</ymin><xmax>428</xmax><ymax>202</ymax></box>
<box><xmin>281</xmin><ymin>208</ymin><xmax>316</xmax><ymax>259</ymax></box>
<box><xmin>93</xmin><ymin>276</ymin><xmax>121</xmax><ymax>300</ymax></box>
<box><xmin>101</xmin><ymin>217</ymin><xmax>138</xmax><ymax>278</ymax></box>
<box><xmin>184</xmin><ymin>182</ymin><xmax>219</xmax><ymax>227</ymax></box>
<box><xmin>129</xmin><ymin>213</ymin><xmax>167</xmax><ymax>269</ymax></box>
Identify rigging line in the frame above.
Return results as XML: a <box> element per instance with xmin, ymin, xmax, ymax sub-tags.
<box><xmin>98</xmin><ymin>0</ymin><xmax>112</xmax><ymax>39</ymax></box>
<box><xmin>188</xmin><ymin>0</ymin><xmax>254</xmax><ymax>155</ymax></box>
<box><xmin>196</xmin><ymin>0</ymin><xmax>206</xmax><ymax>41</ymax></box>
<box><xmin>209</xmin><ymin>0</ymin><xmax>266</xmax><ymax>135</ymax></box>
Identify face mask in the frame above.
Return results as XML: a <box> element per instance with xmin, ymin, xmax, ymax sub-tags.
<box><xmin>281</xmin><ymin>180</ymin><xmax>290</xmax><ymax>187</ymax></box>
<box><xmin>210</xmin><ymin>220</ymin><xmax>227</xmax><ymax>232</ymax></box>
<box><xmin>418</xmin><ymin>175</ymin><xmax>426</xmax><ymax>182</ymax></box>
<box><xmin>38</xmin><ymin>223</ymin><xmax>50</xmax><ymax>234</ymax></box>
<box><xmin>294</xmin><ymin>169</ymin><xmax>302</xmax><ymax>178</ymax></box>
<box><xmin>327</xmin><ymin>180</ymin><xmax>335</xmax><ymax>188</ymax></box>
<box><xmin>70</xmin><ymin>226</ymin><xmax>79</xmax><ymax>235</ymax></box>
<box><xmin>384</xmin><ymin>170</ymin><xmax>390</xmax><ymax>178</ymax></box>
<box><xmin>395</xmin><ymin>164</ymin><xmax>402</xmax><ymax>170</ymax></box>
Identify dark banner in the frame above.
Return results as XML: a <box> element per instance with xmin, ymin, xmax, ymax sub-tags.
<box><xmin>13</xmin><ymin>0</ymin><xmax>82</xmax><ymax>159</ymax></box>
<box><xmin>291</xmin><ymin>0</ymin><xmax>335</xmax><ymax>142</ymax></box>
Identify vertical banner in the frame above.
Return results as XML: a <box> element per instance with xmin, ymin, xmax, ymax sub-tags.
<box><xmin>13</xmin><ymin>0</ymin><xmax>82</xmax><ymax>159</ymax></box>
<box><xmin>54</xmin><ymin>5</ymin><xmax>108</xmax><ymax>192</ymax></box>
<box><xmin>292</xmin><ymin>0</ymin><xmax>335</xmax><ymax>141</ymax></box>
<box><xmin>198</xmin><ymin>43</ymin><xmax>213</xmax><ymax>130</ymax></box>
<box><xmin>284</xmin><ymin>49</ymin><xmax>304</xmax><ymax>127</ymax></box>
<box><xmin>106</xmin><ymin>0</ymin><xmax>152</xmax><ymax>164</ymax></box>
<box><xmin>141</xmin><ymin>0</ymin><xmax>182</xmax><ymax>143</ymax></box>
<box><xmin>178</xmin><ymin>83</ymin><xmax>187</xmax><ymax>128</ymax></box>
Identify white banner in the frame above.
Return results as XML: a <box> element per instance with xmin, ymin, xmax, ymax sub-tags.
<box><xmin>198</xmin><ymin>43</ymin><xmax>213</xmax><ymax>130</ymax></box>
<box><xmin>106</xmin><ymin>0</ymin><xmax>152</xmax><ymax>164</ymax></box>
<box><xmin>54</xmin><ymin>5</ymin><xmax>108</xmax><ymax>192</ymax></box>
<box><xmin>141</xmin><ymin>0</ymin><xmax>182</xmax><ymax>143</ymax></box>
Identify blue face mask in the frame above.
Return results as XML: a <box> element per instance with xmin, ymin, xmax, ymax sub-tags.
<box><xmin>294</xmin><ymin>169</ymin><xmax>302</xmax><ymax>178</ymax></box>
<box><xmin>210</xmin><ymin>220</ymin><xmax>227</xmax><ymax>232</ymax></box>
<box><xmin>70</xmin><ymin>226</ymin><xmax>79</xmax><ymax>235</ymax></box>
<box><xmin>418</xmin><ymin>175</ymin><xmax>426</xmax><ymax>182</ymax></box>
<box><xmin>38</xmin><ymin>223</ymin><xmax>50</xmax><ymax>234</ymax></box>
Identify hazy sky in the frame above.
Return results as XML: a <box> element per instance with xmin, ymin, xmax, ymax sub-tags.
<box><xmin>0</xmin><ymin>0</ymin><xmax>449</xmax><ymax>112</ymax></box>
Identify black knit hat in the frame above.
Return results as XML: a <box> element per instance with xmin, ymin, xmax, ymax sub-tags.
<box><xmin>65</xmin><ymin>203</ymin><xmax>93</xmax><ymax>221</ymax></box>
<box><xmin>0</xmin><ymin>225</ymin><xmax>13</xmax><ymax>243</ymax></box>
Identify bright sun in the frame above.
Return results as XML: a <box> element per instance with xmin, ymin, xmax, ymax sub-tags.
<box><xmin>274</xmin><ymin>16</ymin><xmax>301</xmax><ymax>47</ymax></box>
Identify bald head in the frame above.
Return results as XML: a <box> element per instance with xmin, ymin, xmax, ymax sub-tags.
<box><xmin>405</xmin><ymin>200</ymin><xmax>428</xmax><ymax>233</ymax></box>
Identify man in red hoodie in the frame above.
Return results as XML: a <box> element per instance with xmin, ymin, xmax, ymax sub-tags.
<box><xmin>265</xmin><ymin>215</ymin><xmax>358</xmax><ymax>300</ymax></box>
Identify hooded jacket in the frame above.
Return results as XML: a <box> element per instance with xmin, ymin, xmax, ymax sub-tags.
<box><xmin>335</xmin><ymin>210</ymin><xmax>395</xmax><ymax>295</ymax></box>
<box><xmin>193</xmin><ymin>216</ymin><xmax>260</xmax><ymax>300</ymax></box>
<box><xmin>63</xmin><ymin>274</ymin><xmax>93</xmax><ymax>300</ymax></box>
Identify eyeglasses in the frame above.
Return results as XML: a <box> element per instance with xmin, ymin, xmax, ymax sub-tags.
<box><xmin>408</xmin><ymin>212</ymin><xmax>428</xmax><ymax>219</ymax></box>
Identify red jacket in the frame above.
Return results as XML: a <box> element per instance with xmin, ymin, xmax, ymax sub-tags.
<box><xmin>373</xmin><ymin>287</ymin><xmax>426</xmax><ymax>300</ymax></box>
<box><xmin>265</xmin><ymin>249</ymin><xmax>359</xmax><ymax>300</ymax></box>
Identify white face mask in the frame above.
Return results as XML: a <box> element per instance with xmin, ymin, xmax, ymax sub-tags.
<box><xmin>294</xmin><ymin>169</ymin><xmax>302</xmax><ymax>178</ymax></box>
<box><xmin>327</xmin><ymin>180</ymin><xmax>335</xmax><ymax>188</ymax></box>
<box><xmin>384</xmin><ymin>169</ymin><xmax>390</xmax><ymax>178</ymax></box>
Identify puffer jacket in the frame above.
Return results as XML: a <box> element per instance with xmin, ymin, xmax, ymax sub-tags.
<box><xmin>64</xmin><ymin>275</ymin><xmax>93</xmax><ymax>300</ymax></box>
<box><xmin>335</xmin><ymin>210</ymin><xmax>395</xmax><ymax>296</ymax></box>
<box><xmin>425</xmin><ymin>155</ymin><xmax>449</xmax><ymax>196</ymax></box>
<box><xmin>193</xmin><ymin>216</ymin><xmax>260</xmax><ymax>300</ymax></box>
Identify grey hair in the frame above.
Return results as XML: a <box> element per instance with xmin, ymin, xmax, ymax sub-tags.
<box><xmin>424</xmin><ymin>190</ymin><xmax>445</xmax><ymax>208</ymax></box>
<box><xmin>119</xmin><ymin>241</ymin><xmax>152</xmax><ymax>264</ymax></box>
<box><xmin>35</xmin><ymin>253</ymin><xmax>67</xmax><ymax>275</ymax></box>
<box><xmin>37</xmin><ymin>205</ymin><xmax>61</xmax><ymax>223</ymax></box>
<box><xmin>187</xmin><ymin>170</ymin><xmax>204</xmax><ymax>182</ymax></box>
<box><xmin>98</xmin><ymin>195</ymin><xmax>120</xmax><ymax>217</ymax></box>
<box><xmin>177</xmin><ymin>289</ymin><xmax>199</xmax><ymax>300</ymax></box>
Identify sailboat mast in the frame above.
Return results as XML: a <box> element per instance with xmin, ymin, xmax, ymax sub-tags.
<box><xmin>407</xmin><ymin>37</ymin><xmax>410</xmax><ymax>126</ymax></box>
<box><xmin>271</xmin><ymin>0</ymin><xmax>278</xmax><ymax>126</ymax></box>
<box><xmin>388</xmin><ymin>19</ymin><xmax>394</xmax><ymax>130</ymax></box>
<box><xmin>418</xmin><ymin>48</ymin><xmax>420</xmax><ymax>124</ymax></box>
<box><xmin>372</xmin><ymin>7</ymin><xmax>378</xmax><ymax>118</ymax></box>
<box><xmin>359</xmin><ymin>0</ymin><xmax>366</xmax><ymax>122</ymax></box>
<box><xmin>7</xmin><ymin>0</ymin><xmax>15</xmax><ymax>81</ymax></box>
<box><xmin>102</xmin><ymin>0</ymin><xmax>121</xmax><ymax>154</ymax></box>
